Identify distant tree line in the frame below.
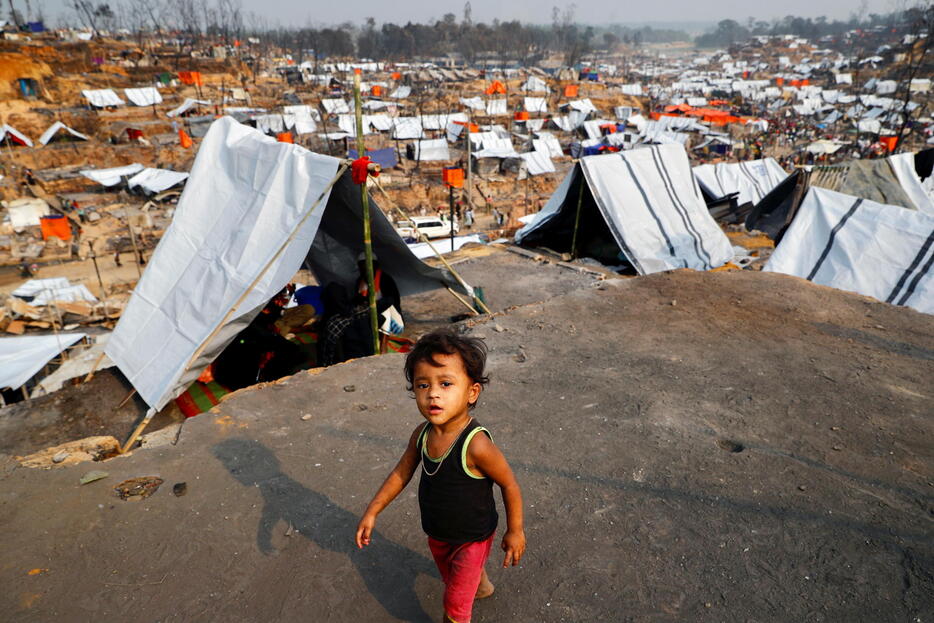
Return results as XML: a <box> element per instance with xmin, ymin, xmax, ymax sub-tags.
<box><xmin>695</xmin><ymin>6</ymin><xmax>929</xmax><ymax>48</ymax></box>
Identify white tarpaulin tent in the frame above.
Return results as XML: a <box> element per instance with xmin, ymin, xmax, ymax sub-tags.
<box><xmin>524</xmin><ymin>97</ymin><xmax>548</xmax><ymax>113</ymax></box>
<box><xmin>519</xmin><ymin>76</ymin><xmax>549</xmax><ymax>92</ymax></box>
<box><xmin>460</xmin><ymin>97</ymin><xmax>484</xmax><ymax>111</ymax></box>
<box><xmin>764</xmin><ymin>187</ymin><xmax>934</xmax><ymax>315</ymax></box>
<box><xmin>38</xmin><ymin>121</ymin><xmax>89</xmax><ymax>145</ymax></box>
<box><xmin>413</xmin><ymin>138</ymin><xmax>451</xmax><ymax>161</ymax></box>
<box><xmin>106</xmin><ymin>116</ymin><xmax>465</xmax><ymax>412</ymax></box>
<box><xmin>127</xmin><ymin>168</ymin><xmax>189</xmax><ymax>194</ymax></box>
<box><xmin>389</xmin><ymin>86</ymin><xmax>411</xmax><ymax>99</ymax></box>
<box><xmin>167</xmin><ymin>98</ymin><xmax>211</xmax><ymax>117</ymax></box>
<box><xmin>533</xmin><ymin>133</ymin><xmax>563</xmax><ymax>158</ymax></box>
<box><xmin>516</xmin><ymin>144</ymin><xmax>733</xmax><ymax>274</ymax></box>
<box><xmin>392</xmin><ymin>117</ymin><xmax>424</xmax><ymax>139</ymax></box>
<box><xmin>13</xmin><ymin>277</ymin><xmax>98</xmax><ymax>306</ymax></box>
<box><xmin>520</xmin><ymin>150</ymin><xmax>556</xmax><ymax>176</ymax></box>
<box><xmin>486</xmin><ymin>99</ymin><xmax>508</xmax><ymax>116</ymax></box>
<box><xmin>888</xmin><ymin>153</ymin><xmax>934</xmax><ymax>215</ymax></box>
<box><xmin>81</xmin><ymin>163</ymin><xmax>145</xmax><ymax>186</ymax></box>
<box><xmin>1</xmin><ymin>124</ymin><xmax>33</xmax><ymax>147</ymax></box>
<box><xmin>124</xmin><ymin>87</ymin><xmax>163</xmax><ymax>106</ymax></box>
<box><xmin>0</xmin><ymin>333</ymin><xmax>86</xmax><ymax>391</ymax></box>
<box><xmin>321</xmin><ymin>99</ymin><xmax>351</xmax><ymax>114</ymax></box>
<box><xmin>82</xmin><ymin>89</ymin><xmax>124</xmax><ymax>107</ymax></box>
<box><xmin>3</xmin><ymin>198</ymin><xmax>50</xmax><ymax>228</ymax></box>
<box><xmin>693</xmin><ymin>158</ymin><xmax>789</xmax><ymax>205</ymax></box>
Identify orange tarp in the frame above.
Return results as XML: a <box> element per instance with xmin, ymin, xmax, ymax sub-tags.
<box><xmin>371</xmin><ymin>85</ymin><xmax>382</xmax><ymax>96</ymax></box>
<box><xmin>277</xmin><ymin>132</ymin><xmax>293</xmax><ymax>143</ymax></box>
<box><xmin>453</xmin><ymin>121</ymin><xmax>479</xmax><ymax>133</ymax></box>
<box><xmin>178</xmin><ymin>71</ymin><xmax>203</xmax><ymax>86</ymax></box>
<box><xmin>391</xmin><ymin>72</ymin><xmax>402</xmax><ymax>80</ymax></box>
<box><xmin>514</xmin><ymin>111</ymin><xmax>529</xmax><ymax>121</ymax></box>
<box><xmin>880</xmin><ymin>136</ymin><xmax>898</xmax><ymax>152</ymax></box>
<box><xmin>564</xmin><ymin>84</ymin><xmax>579</xmax><ymax>98</ymax></box>
<box><xmin>664</xmin><ymin>103</ymin><xmax>693</xmax><ymax>113</ymax></box>
<box><xmin>40</xmin><ymin>216</ymin><xmax>71</xmax><ymax>241</ymax></box>
<box><xmin>179</xmin><ymin>129</ymin><xmax>193</xmax><ymax>148</ymax></box>
<box><xmin>485</xmin><ymin>80</ymin><xmax>506</xmax><ymax>95</ymax></box>
<box><xmin>442</xmin><ymin>167</ymin><xmax>464</xmax><ymax>188</ymax></box>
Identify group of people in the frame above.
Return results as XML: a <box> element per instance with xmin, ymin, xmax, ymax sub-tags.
<box><xmin>211</xmin><ymin>254</ymin><xmax>402</xmax><ymax>389</ymax></box>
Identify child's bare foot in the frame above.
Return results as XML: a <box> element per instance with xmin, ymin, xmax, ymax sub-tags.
<box><xmin>475</xmin><ymin>569</ymin><xmax>495</xmax><ymax>599</ymax></box>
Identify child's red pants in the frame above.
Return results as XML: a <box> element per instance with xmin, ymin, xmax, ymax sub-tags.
<box><xmin>427</xmin><ymin>533</ymin><xmax>495</xmax><ymax>623</ymax></box>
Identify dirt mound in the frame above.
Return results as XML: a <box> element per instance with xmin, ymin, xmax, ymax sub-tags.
<box><xmin>1</xmin><ymin>269</ymin><xmax>931</xmax><ymax>621</ymax></box>
<box><xmin>0</xmin><ymin>52</ymin><xmax>54</xmax><ymax>100</ymax></box>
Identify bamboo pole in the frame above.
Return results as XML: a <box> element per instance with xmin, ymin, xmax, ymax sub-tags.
<box><xmin>120</xmin><ymin>162</ymin><xmax>350</xmax><ymax>454</ymax></box>
<box><xmin>570</xmin><ymin>165</ymin><xmax>586</xmax><ymax>259</ymax></box>
<box><xmin>372</xmin><ymin>177</ymin><xmax>491</xmax><ymax>315</ymax></box>
<box><xmin>466</xmin><ymin>113</ymin><xmax>474</xmax><ymax>211</ymax></box>
<box><xmin>127</xmin><ymin>215</ymin><xmax>143</xmax><ymax>279</ymax></box>
<box><xmin>353</xmin><ymin>71</ymin><xmax>381</xmax><ymax>356</ymax></box>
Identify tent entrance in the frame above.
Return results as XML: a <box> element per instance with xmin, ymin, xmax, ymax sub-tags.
<box><xmin>518</xmin><ymin>168</ymin><xmax>633</xmax><ymax>270</ymax></box>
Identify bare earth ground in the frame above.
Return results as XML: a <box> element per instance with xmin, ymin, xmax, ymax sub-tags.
<box><xmin>1</xmin><ymin>269</ymin><xmax>932</xmax><ymax>622</ymax></box>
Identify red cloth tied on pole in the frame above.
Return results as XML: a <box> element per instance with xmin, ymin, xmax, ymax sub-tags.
<box><xmin>352</xmin><ymin>156</ymin><xmax>376</xmax><ymax>184</ymax></box>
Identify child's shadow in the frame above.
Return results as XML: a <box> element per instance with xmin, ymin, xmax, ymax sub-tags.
<box><xmin>213</xmin><ymin>438</ymin><xmax>437</xmax><ymax>622</ymax></box>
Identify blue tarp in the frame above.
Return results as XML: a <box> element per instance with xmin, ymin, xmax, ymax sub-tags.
<box><xmin>27</xmin><ymin>21</ymin><xmax>45</xmax><ymax>32</ymax></box>
<box><xmin>347</xmin><ymin>147</ymin><xmax>398</xmax><ymax>169</ymax></box>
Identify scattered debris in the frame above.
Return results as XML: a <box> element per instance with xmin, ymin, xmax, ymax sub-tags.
<box><xmin>114</xmin><ymin>477</ymin><xmax>164</xmax><ymax>500</ymax></box>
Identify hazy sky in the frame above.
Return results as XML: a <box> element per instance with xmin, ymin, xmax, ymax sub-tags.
<box><xmin>33</xmin><ymin>0</ymin><xmax>903</xmax><ymax>29</ymax></box>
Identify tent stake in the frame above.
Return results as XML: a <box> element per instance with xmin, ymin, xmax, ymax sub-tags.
<box><xmin>570</xmin><ymin>165</ymin><xmax>585</xmax><ymax>259</ymax></box>
<box><xmin>354</xmin><ymin>71</ymin><xmax>381</xmax><ymax>356</ymax></box>
<box><xmin>84</xmin><ymin>351</ymin><xmax>107</xmax><ymax>383</ymax></box>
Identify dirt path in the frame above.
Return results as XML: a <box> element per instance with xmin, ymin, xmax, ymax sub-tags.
<box><xmin>1</xmin><ymin>269</ymin><xmax>931</xmax><ymax>622</ymax></box>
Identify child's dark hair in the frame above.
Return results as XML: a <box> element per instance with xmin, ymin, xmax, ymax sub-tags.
<box><xmin>404</xmin><ymin>329</ymin><xmax>489</xmax><ymax>409</ymax></box>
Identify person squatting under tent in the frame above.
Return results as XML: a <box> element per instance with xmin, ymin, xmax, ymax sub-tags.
<box><xmin>357</xmin><ymin>329</ymin><xmax>526</xmax><ymax>623</ymax></box>
<box><xmin>318</xmin><ymin>253</ymin><xmax>401</xmax><ymax>367</ymax></box>
<box><xmin>211</xmin><ymin>286</ymin><xmax>308</xmax><ymax>390</ymax></box>
<box><xmin>210</xmin><ymin>256</ymin><xmax>403</xmax><ymax>389</ymax></box>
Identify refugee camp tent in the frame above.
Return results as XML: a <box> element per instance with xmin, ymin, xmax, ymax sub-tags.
<box><xmin>392</xmin><ymin>118</ymin><xmax>423</xmax><ymax>139</ymax></box>
<box><xmin>389</xmin><ymin>86</ymin><xmax>411</xmax><ymax>99</ymax></box>
<box><xmin>81</xmin><ymin>163</ymin><xmax>145</xmax><ymax>186</ymax></box>
<box><xmin>167</xmin><ymin>98</ymin><xmax>211</xmax><ymax>117</ymax></box>
<box><xmin>124</xmin><ymin>87</ymin><xmax>163</xmax><ymax>106</ymax></box>
<box><xmin>106</xmin><ymin>116</ymin><xmax>467</xmax><ymax>414</ymax></box>
<box><xmin>412</xmin><ymin>139</ymin><xmax>451</xmax><ymax>161</ymax></box>
<box><xmin>321</xmin><ymin>98</ymin><xmax>351</xmax><ymax>114</ymax></box>
<box><xmin>82</xmin><ymin>89</ymin><xmax>124</xmax><ymax>107</ymax></box>
<box><xmin>3</xmin><ymin>198</ymin><xmax>50</xmax><ymax>228</ymax></box>
<box><xmin>516</xmin><ymin>145</ymin><xmax>733</xmax><ymax>274</ymax></box>
<box><xmin>532</xmin><ymin>133</ymin><xmax>563</xmax><ymax>158</ymax></box>
<box><xmin>38</xmin><ymin>121</ymin><xmax>89</xmax><ymax>145</ymax></box>
<box><xmin>0</xmin><ymin>333</ymin><xmax>87</xmax><ymax>393</ymax></box>
<box><xmin>520</xmin><ymin>76</ymin><xmax>549</xmax><ymax>92</ymax></box>
<box><xmin>1</xmin><ymin>124</ymin><xmax>33</xmax><ymax>147</ymax></box>
<box><xmin>486</xmin><ymin>99</ymin><xmax>508</xmax><ymax>116</ymax></box>
<box><xmin>524</xmin><ymin>97</ymin><xmax>548</xmax><ymax>113</ymax></box>
<box><xmin>13</xmin><ymin>277</ymin><xmax>97</xmax><ymax>305</ymax></box>
<box><xmin>810</xmin><ymin>158</ymin><xmax>925</xmax><ymax>212</ymax></box>
<box><xmin>127</xmin><ymin>168</ymin><xmax>189</xmax><ymax>194</ymax></box>
<box><xmin>519</xmin><ymin>150</ymin><xmax>555</xmax><ymax>176</ymax></box>
<box><xmin>693</xmin><ymin>158</ymin><xmax>789</xmax><ymax>206</ymax></box>
<box><xmin>764</xmin><ymin>186</ymin><xmax>934</xmax><ymax>315</ymax></box>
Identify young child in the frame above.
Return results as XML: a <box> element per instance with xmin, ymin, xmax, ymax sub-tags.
<box><xmin>355</xmin><ymin>329</ymin><xmax>525</xmax><ymax>623</ymax></box>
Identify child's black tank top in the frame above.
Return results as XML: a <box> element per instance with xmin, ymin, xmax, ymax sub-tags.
<box><xmin>417</xmin><ymin>419</ymin><xmax>498</xmax><ymax>544</ymax></box>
